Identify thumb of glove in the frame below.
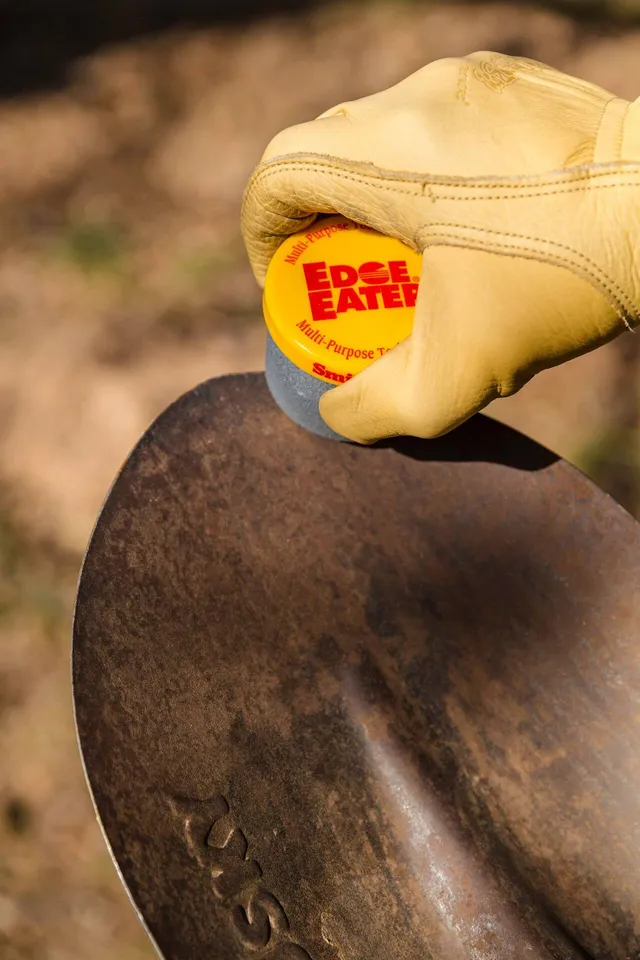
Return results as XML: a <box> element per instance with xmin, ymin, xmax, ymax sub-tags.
<box><xmin>319</xmin><ymin>244</ymin><xmax>619</xmax><ymax>443</ymax></box>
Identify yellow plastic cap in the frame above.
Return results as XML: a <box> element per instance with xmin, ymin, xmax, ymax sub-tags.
<box><xmin>263</xmin><ymin>216</ymin><xmax>422</xmax><ymax>385</ymax></box>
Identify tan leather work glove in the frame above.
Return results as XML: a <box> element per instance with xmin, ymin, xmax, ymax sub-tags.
<box><xmin>241</xmin><ymin>52</ymin><xmax>640</xmax><ymax>443</ymax></box>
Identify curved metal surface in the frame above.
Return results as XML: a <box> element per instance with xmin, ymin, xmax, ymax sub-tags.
<box><xmin>72</xmin><ymin>373</ymin><xmax>640</xmax><ymax>960</ymax></box>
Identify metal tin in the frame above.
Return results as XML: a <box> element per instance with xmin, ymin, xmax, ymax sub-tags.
<box><xmin>264</xmin><ymin>330</ymin><xmax>343</xmax><ymax>440</ymax></box>
<box><xmin>262</xmin><ymin>216</ymin><xmax>422</xmax><ymax>439</ymax></box>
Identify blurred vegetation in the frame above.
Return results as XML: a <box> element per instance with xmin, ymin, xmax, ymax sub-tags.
<box><xmin>55</xmin><ymin>221</ymin><xmax>128</xmax><ymax>275</ymax></box>
<box><xmin>552</xmin><ymin>0</ymin><xmax>640</xmax><ymax>17</ymax></box>
<box><xmin>1</xmin><ymin>0</ymin><xmax>640</xmax><ymax>98</ymax></box>
<box><xmin>574</xmin><ymin>336</ymin><xmax>640</xmax><ymax>518</ymax></box>
<box><xmin>579</xmin><ymin>428</ymin><xmax>640</xmax><ymax>515</ymax></box>
<box><xmin>510</xmin><ymin>0</ymin><xmax>640</xmax><ymax>17</ymax></box>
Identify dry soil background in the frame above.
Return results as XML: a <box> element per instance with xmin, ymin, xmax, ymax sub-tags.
<box><xmin>0</xmin><ymin>3</ymin><xmax>639</xmax><ymax>958</ymax></box>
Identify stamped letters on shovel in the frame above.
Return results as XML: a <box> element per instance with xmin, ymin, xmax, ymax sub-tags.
<box><xmin>169</xmin><ymin>795</ymin><xmax>312</xmax><ymax>958</ymax></box>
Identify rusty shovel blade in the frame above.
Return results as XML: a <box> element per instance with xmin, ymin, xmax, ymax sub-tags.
<box><xmin>73</xmin><ymin>373</ymin><xmax>640</xmax><ymax>960</ymax></box>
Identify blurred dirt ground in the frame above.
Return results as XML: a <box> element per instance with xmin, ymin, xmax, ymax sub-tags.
<box><xmin>0</xmin><ymin>2</ymin><xmax>639</xmax><ymax>958</ymax></box>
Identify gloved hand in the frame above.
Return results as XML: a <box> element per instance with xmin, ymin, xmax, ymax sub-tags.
<box><xmin>241</xmin><ymin>51</ymin><xmax>640</xmax><ymax>443</ymax></box>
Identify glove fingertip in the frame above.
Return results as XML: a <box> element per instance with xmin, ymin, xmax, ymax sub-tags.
<box><xmin>318</xmin><ymin>378</ymin><xmax>397</xmax><ymax>445</ymax></box>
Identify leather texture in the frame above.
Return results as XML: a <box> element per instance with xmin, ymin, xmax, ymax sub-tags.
<box><xmin>241</xmin><ymin>52</ymin><xmax>640</xmax><ymax>442</ymax></box>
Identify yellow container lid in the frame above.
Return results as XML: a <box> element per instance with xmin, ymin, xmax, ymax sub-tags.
<box><xmin>263</xmin><ymin>216</ymin><xmax>422</xmax><ymax>385</ymax></box>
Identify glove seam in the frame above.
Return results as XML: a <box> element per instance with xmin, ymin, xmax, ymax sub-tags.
<box><xmin>243</xmin><ymin>155</ymin><xmax>640</xmax><ymax>199</ymax></box>
<box><xmin>594</xmin><ymin>97</ymin><xmax>629</xmax><ymax>164</ymax></box>
<box><xmin>242</xmin><ymin>162</ymin><xmax>640</xmax><ymax>244</ymax></box>
<box><xmin>622</xmin><ymin>98</ymin><xmax>640</xmax><ymax>160</ymax></box>
<box><xmin>243</xmin><ymin>157</ymin><xmax>640</xmax><ymax>330</ymax></box>
<box><xmin>430</xmin><ymin>181</ymin><xmax>638</xmax><ymax>200</ymax></box>
<box><xmin>419</xmin><ymin>223</ymin><xmax>636</xmax><ymax>330</ymax></box>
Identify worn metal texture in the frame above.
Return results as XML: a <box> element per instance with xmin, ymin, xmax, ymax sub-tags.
<box><xmin>72</xmin><ymin>372</ymin><xmax>640</xmax><ymax>960</ymax></box>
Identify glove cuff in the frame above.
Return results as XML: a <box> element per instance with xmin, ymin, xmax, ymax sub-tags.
<box><xmin>622</xmin><ymin>97</ymin><xmax>640</xmax><ymax>161</ymax></box>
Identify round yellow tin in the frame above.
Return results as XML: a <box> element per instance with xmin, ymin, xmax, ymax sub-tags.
<box><xmin>263</xmin><ymin>216</ymin><xmax>422</xmax><ymax>386</ymax></box>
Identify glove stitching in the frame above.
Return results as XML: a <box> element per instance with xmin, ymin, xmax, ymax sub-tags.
<box><xmin>420</xmin><ymin>220</ymin><xmax>635</xmax><ymax>324</ymax></box>
<box><xmin>243</xmin><ymin>158</ymin><xmax>639</xmax><ymax>330</ymax></box>
<box><xmin>622</xmin><ymin>98</ymin><xmax>640</xmax><ymax>160</ymax></box>
<box><xmin>243</xmin><ymin>156</ymin><xmax>640</xmax><ymax>196</ymax></box>
<box><xmin>242</xmin><ymin>162</ymin><xmax>640</xmax><ymax>234</ymax></box>
<box><xmin>421</xmin><ymin>229</ymin><xmax>631</xmax><ymax>319</ymax></box>
<box><xmin>594</xmin><ymin>98</ymin><xmax>629</xmax><ymax>164</ymax></box>
<box><xmin>420</xmin><ymin>226</ymin><xmax>635</xmax><ymax>329</ymax></box>
<box><xmin>435</xmin><ymin>183</ymin><xmax>637</xmax><ymax>200</ymax></box>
